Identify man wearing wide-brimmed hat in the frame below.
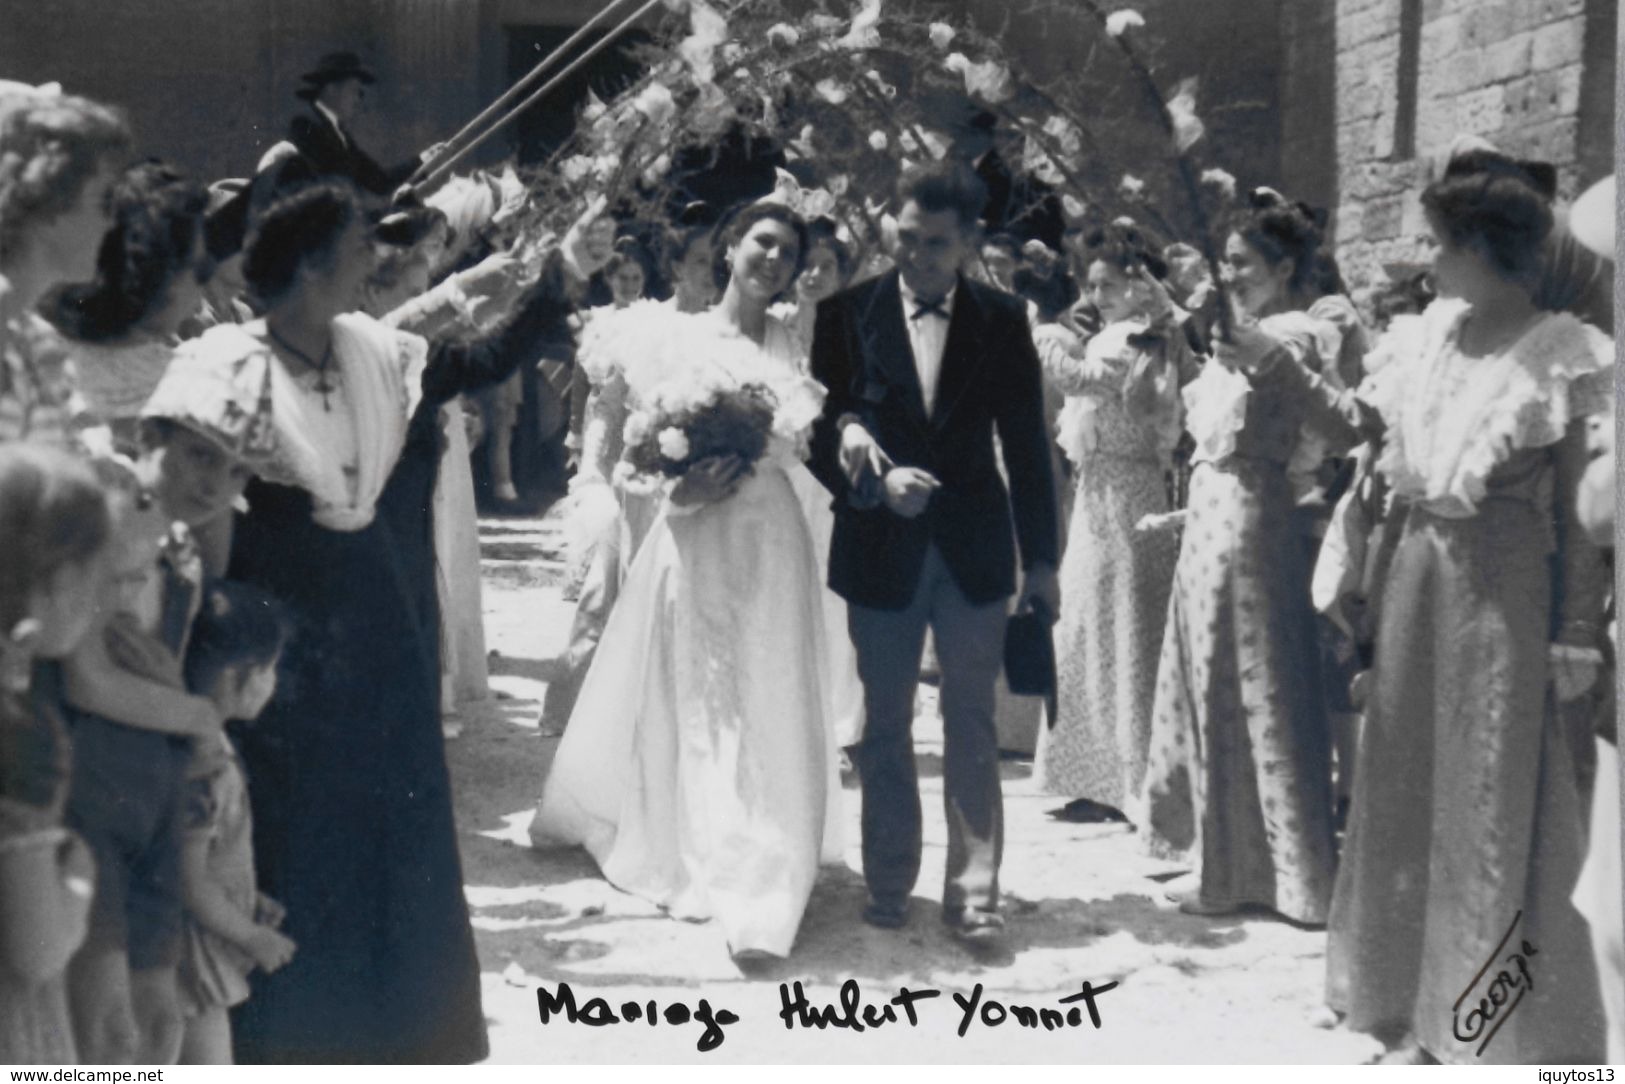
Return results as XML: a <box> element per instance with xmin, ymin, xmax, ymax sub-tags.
<box><xmin>252</xmin><ymin>51</ymin><xmax>420</xmax><ymax>208</ymax></box>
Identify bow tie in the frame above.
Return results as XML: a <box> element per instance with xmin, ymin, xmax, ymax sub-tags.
<box><xmin>910</xmin><ymin>297</ymin><xmax>950</xmax><ymax>321</ymax></box>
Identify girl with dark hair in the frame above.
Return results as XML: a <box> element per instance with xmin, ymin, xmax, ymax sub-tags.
<box><xmin>0</xmin><ymin>87</ymin><xmax>129</xmax><ymax>446</ymax></box>
<box><xmin>45</xmin><ymin>160</ymin><xmax>210</xmax><ymax>455</ymax></box>
<box><xmin>1325</xmin><ymin>146</ymin><xmax>1611</xmax><ymax>1064</ymax></box>
<box><xmin>664</xmin><ymin>223</ymin><xmax>719</xmax><ymax>315</ymax></box>
<box><xmin>174</xmin><ymin>580</ymin><xmax>294</xmax><ymax>1065</ymax></box>
<box><xmin>532</xmin><ymin>199</ymin><xmax>845</xmax><ymax>962</ymax></box>
<box><xmin>173</xmin><ymin>179</ymin><xmax>566</xmax><ymax>1063</ymax></box>
<box><xmin>0</xmin><ymin>443</ymin><xmax>111</xmax><ymax>1063</ymax></box>
<box><xmin>777</xmin><ymin>217</ymin><xmax>852</xmax><ymax>359</ymax></box>
<box><xmin>1038</xmin><ymin>220</ymin><xmax>1197</xmax><ymax>824</ymax></box>
<box><xmin>1138</xmin><ymin>189</ymin><xmax>1362</xmax><ymax>926</ymax></box>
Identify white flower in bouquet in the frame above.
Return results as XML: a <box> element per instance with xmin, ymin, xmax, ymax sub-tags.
<box><xmin>658</xmin><ymin>427</ymin><xmax>691</xmax><ymax>461</ymax></box>
<box><xmin>928</xmin><ymin>22</ymin><xmax>956</xmax><ymax>49</ymax></box>
<box><xmin>1105</xmin><ymin>8</ymin><xmax>1146</xmax><ymax>37</ymax></box>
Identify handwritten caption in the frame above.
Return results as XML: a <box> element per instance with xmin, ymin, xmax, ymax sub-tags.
<box><xmin>535</xmin><ymin>977</ymin><xmax>1120</xmax><ymax>1052</ymax></box>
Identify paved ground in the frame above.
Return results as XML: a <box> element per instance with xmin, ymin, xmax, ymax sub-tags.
<box><xmin>447</xmin><ymin>512</ymin><xmax>1383</xmax><ymax>1064</ymax></box>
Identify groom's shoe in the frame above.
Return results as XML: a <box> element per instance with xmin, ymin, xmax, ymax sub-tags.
<box><xmin>944</xmin><ymin>907</ymin><xmax>1005</xmax><ymax>947</ymax></box>
<box><xmin>862</xmin><ymin>898</ymin><xmax>909</xmax><ymax>930</ymax></box>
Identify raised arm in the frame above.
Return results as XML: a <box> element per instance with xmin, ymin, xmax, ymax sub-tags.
<box><xmin>995</xmin><ymin>305</ymin><xmax>1061</xmax><ymax>574</ymax></box>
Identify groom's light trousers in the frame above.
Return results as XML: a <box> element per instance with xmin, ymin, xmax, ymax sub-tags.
<box><xmin>848</xmin><ymin>544</ymin><xmax>1008</xmax><ymax>918</ymax></box>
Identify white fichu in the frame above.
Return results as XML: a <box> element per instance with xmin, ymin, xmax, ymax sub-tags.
<box><xmin>1105</xmin><ymin>8</ymin><xmax>1146</xmax><ymax>37</ymax></box>
<box><xmin>1166</xmin><ymin>77</ymin><xmax>1205</xmax><ymax>153</ymax></box>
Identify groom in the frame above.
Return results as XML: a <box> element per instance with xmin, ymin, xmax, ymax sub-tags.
<box><xmin>809</xmin><ymin>160</ymin><xmax>1059</xmax><ymax>943</ymax></box>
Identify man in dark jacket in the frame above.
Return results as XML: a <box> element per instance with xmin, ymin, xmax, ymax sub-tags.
<box><xmin>252</xmin><ymin>52</ymin><xmax>422</xmax><ymax>209</ymax></box>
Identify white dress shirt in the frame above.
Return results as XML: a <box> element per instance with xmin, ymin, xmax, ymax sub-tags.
<box><xmin>899</xmin><ymin>280</ymin><xmax>955</xmax><ymax>417</ymax></box>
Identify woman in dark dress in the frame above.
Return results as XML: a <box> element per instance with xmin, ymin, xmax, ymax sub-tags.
<box><xmin>169</xmin><ymin>181</ymin><xmax>563</xmax><ymax>1063</ymax></box>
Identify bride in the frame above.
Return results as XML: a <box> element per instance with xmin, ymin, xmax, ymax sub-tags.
<box><xmin>529</xmin><ymin>202</ymin><xmax>841</xmax><ymax>960</ymax></box>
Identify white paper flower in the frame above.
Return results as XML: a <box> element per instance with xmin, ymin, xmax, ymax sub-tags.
<box><xmin>631</xmin><ymin>82</ymin><xmax>677</xmax><ymax>127</ymax></box>
<box><xmin>928</xmin><ymin>22</ymin><xmax>956</xmax><ymax>49</ymax></box>
<box><xmin>868</xmin><ymin>130</ymin><xmax>889</xmax><ymax>151</ymax></box>
<box><xmin>945</xmin><ymin>54</ymin><xmax>1013</xmax><ymax>103</ymax></box>
<box><xmin>1166</xmin><ymin>77</ymin><xmax>1205</xmax><ymax>153</ymax></box>
<box><xmin>838</xmin><ymin>0</ymin><xmax>884</xmax><ymax>50</ymax></box>
<box><xmin>561</xmin><ymin>155</ymin><xmax>595</xmax><ymax>186</ymax></box>
<box><xmin>1061</xmin><ymin>193</ymin><xmax>1089</xmax><ymax>223</ymax></box>
<box><xmin>815</xmin><ymin>78</ymin><xmax>849</xmax><ymax>105</ymax></box>
<box><xmin>766</xmin><ymin>23</ymin><xmax>800</xmax><ymax>47</ymax></box>
<box><xmin>1119</xmin><ymin>173</ymin><xmax>1147</xmax><ymax>200</ymax></box>
<box><xmin>864</xmin><ymin>70</ymin><xmax>897</xmax><ymax>98</ymax></box>
<box><xmin>898</xmin><ymin>130</ymin><xmax>917</xmax><ymax>154</ymax></box>
<box><xmin>678</xmin><ymin>0</ymin><xmax>728</xmax><ymax>84</ymax></box>
<box><xmin>690</xmin><ymin>82</ymin><xmax>735</xmax><ymax>138</ymax></box>
<box><xmin>1105</xmin><ymin>9</ymin><xmax>1146</xmax><ymax>37</ymax></box>
<box><xmin>641</xmin><ymin>153</ymin><xmax>671</xmax><ymax>186</ymax></box>
<box><xmin>581</xmin><ymin>90</ymin><xmax>607</xmax><ymax>123</ymax></box>
<box><xmin>1200</xmin><ymin>167</ymin><xmax>1237</xmax><ymax>201</ymax></box>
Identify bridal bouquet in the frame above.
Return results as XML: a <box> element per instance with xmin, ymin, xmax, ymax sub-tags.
<box><xmin>622</xmin><ymin>379</ymin><xmax>779</xmax><ymax>480</ymax></box>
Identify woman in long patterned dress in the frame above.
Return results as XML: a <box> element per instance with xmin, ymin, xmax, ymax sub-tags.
<box><xmin>1325</xmin><ymin>149</ymin><xmax>1611</xmax><ymax>1064</ymax></box>
<box><xmin>1139</xmin><ymin>193</ymin><xmax>1357</xmax><ymax>924</ymax></box>
<box><xmin>1038</xmin><ymin>224</ymin><xmax>1195</xmax><ymax>821</ymax></box>
<box><xmin>44</xmin><ymin>161</ymin><xmax>209</xmax><ymax>457</ymax></box>
<box><xmin>530</xmin><ymin>203</ymin><xmax>841</xmax><ymax>962</ymax></box>
<box><xmin>0</xmin><ymin>86</ymin><xmax>128</xmax><ymax>448</ymax></box>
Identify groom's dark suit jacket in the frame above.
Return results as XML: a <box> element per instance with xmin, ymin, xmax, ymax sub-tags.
<box><xmin>809</xmin><ymin>270</ymin><xmax>1059</xmax><ymax>612</ymax></box>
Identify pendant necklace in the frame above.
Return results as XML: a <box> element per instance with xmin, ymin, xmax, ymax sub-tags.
<box><xmin>268</xmin><ymin>326</ymin><xmax>336</xmax><ymax>411</ymax></box>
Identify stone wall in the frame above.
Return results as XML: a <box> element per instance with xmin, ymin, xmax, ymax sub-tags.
<box><xmin>1331</xmin><ymin>0</ymin><xmax>1616</xmax><ymax>294</ymax></box>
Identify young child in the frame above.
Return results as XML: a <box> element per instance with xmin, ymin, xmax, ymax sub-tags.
<box><xmin>176</xmin><ymin>580</ymin><xmax>295</xmax><ymax>1064</ymax></box>
<box><xmin>61</xmin><ymin>351</ymin><xmax>272</xmax><ymax>1064</ymax></box>
<box><xmin>0</xmin><ymin>444</ymin><xmax>115</xmax><ymax>1064</ymax></box>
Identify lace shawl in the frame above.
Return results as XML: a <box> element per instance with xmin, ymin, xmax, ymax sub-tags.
<box><xmin>1360</xmin><ymin>298</ymin><xmax>1612</xmax><ymax>517</ymax></box>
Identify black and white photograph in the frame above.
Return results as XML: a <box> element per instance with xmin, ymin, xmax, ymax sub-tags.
<box><xmin>0</xmin><ymin>0</ymin><xmax>1620</xmax><ymax>1067</ymax></box>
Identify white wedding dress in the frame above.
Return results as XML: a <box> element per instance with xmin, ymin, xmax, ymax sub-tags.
<box><xmin>529</xmin><ymin>306</ymin><xmax>841</xmax><ymax>958</ymax></box>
